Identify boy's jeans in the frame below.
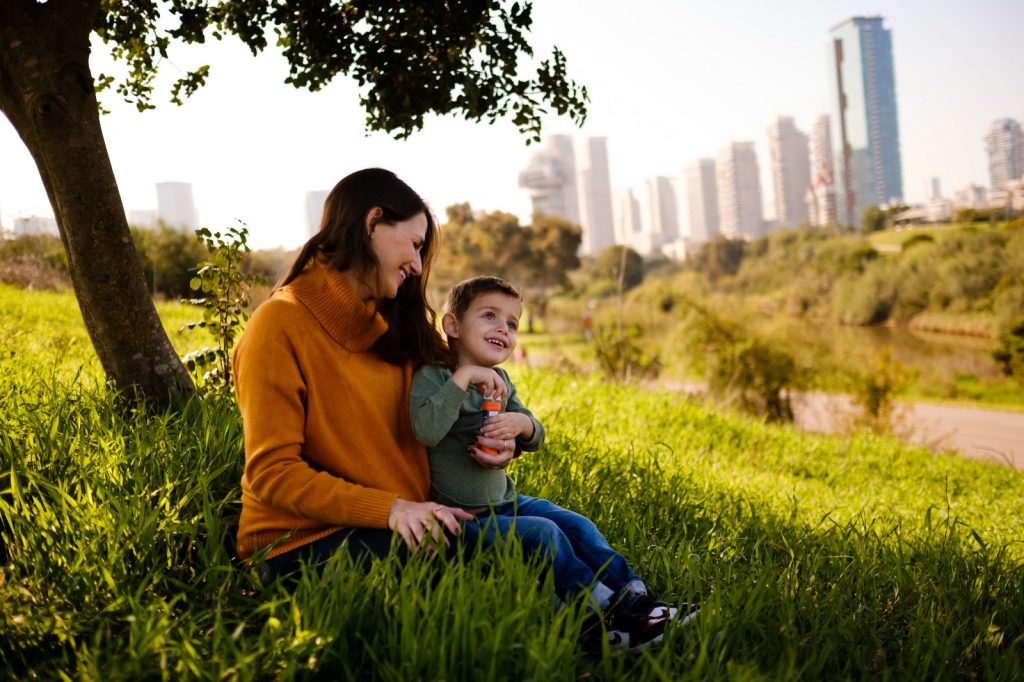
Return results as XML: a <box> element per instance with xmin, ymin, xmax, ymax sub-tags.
<box><xmin>464</xmin><ymin>494</ymin><xmax>641</xmax><ymax>601</ymax></box>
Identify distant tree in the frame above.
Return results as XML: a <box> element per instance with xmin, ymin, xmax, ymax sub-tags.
<box><xmin>861</xmin><ymin>204</ymin><xmax>887</xmax><ymax>233</ymax></box>
<box><xmin>594</xmin><ymin>245</ymin><xmax>643</xmax><ymax>291</ymax></box>
<box><xmin>436</xmin><ymin>206</ymin><xmax>532</xmax><ymax>289</ymax></box>
<box><xmin>521</xmin><ymin>213</ymin><xmax>582</xmax><ymax>325</ymax></box>
<box><xmin>0</xmin><ymin>1</ymin><xmax>587</xmax><ymax>403</ymax></box>
<box><xmin>690</xmin><ymin>236</ymin><xmax>747</xmax><ymax>283</ymax></box>
<box><xmin>131</xmin><ymin>224</ymin><xmax>209</xmax><ymax>299</ymax></box>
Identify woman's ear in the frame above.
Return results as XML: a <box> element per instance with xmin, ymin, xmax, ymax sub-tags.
<box><xmin>364</xmin><ymin>207</ymin><xmax>384</xmax><ymax>236</ymax></box>
<box><xmin>441</xmin><ymin>312</ymin><xmax>460</xmax><ymax>339</ymax></box>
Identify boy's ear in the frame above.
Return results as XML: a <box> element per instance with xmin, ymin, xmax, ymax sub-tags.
<box><xmin>364</xmin><ymin>207</ymin><xmax>383</xmax><ymax>236</ymax></box>
<box><xmin>441</xmin><ymin>312</ymin><xmax>460</xmax><ymax>339</ymax></box>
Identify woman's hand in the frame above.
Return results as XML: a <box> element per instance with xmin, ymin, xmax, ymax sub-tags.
<box><xmin>388</xmin><ymin>499</ymin><xmax>474</xmax><ymax>552</ymax></box>
<box><xmin>467</xmin><ymin>436</ymin><xmax>516</xmax><ymax>470</ymax></box>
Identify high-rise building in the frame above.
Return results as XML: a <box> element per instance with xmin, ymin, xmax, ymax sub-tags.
<box><xmin>304</xmin><ymin>190</ymin><xmax>329</xmax><ymax>238</ymax></box>
<box><xmin>575</xmin><ymin>136</ymin><xmax>615</xmax><ymax>256</ymax></box>
<box><xmin>686</xmin><ymin>158</ymin><xmax>720</xmax><ymax>243</ymax></box>
<box><xmin>716</xmin><ymin>142</ymin><xmax>764</xmax><ymax>239</ymax></box>
<box><xmin>767</xmin><ymin>116</ymin><xmax>811</xmax><ymax>229</ymax></box>
<box><xmin>828</xmin><ymin>16</ymin><xmax>904</xmax><ymax>227</ymax></box>
<box><xmin>807</xmin><ymin>114</ymin><xmax>838</xmax><ymax>228</ymax></box>
<box><xmin>984</xmin><ymin>118</ymin><xmax>1024</xmax><ymax>192</ymax></box>
<box><xmin>156</xmin><ymin>181</ymin><xmax>198</xmax><ymax>231</ymax></box>
<box><xmin>614</xmin><ymin>188</ymin><xmax>647</xmax><ymax>253</ymax></box>
<box><xmin>518</xmin><ymin>134</ymin><xmax>579</xmax><ymax>224</ymax></box>
<box><xmin>645</xmin><ymin>176</ymin><xmax>679</xmax><ymax>250</ymax></box>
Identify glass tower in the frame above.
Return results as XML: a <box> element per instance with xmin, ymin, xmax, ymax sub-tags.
<box><xmin>828</xmin><ymin>16</ymin><xmax>903</xmax><ymax>228</ymax></box>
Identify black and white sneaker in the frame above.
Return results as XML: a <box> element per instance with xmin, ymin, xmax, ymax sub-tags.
<box><xmin>580</xmin><ymin>612</ymin><xmax>632</xmax><ymax>653</ymax></box>
<box><xmin>609</xmin><ymin>591</ymin><xmax>700</xmax><ymax>652</ymax></box>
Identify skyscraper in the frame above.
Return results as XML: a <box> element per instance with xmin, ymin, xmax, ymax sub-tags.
<box><xmin>518</xmin><ymin>134</ymin><xmax>579</xmax><ymax>224</ymax></box>
<box><xmin>807</xmin><ymin>114</ymin><xmax>838</xmax><ymax>228</ymax></box>
<box><xmin>156</xmin><ymin>181</ymin><xmax>198</xmax><ymax>231</ymax></box>
<box><xmin>575</xmin><ymin>137</ymin><xmax>615</xmax><ymax>256</ymax></box>
<box><xmin>828</xmin><ymin>16</ymin><xmax>904</xmax><ymax>227</ymax></box>
<box><xmin>984</xmin><ymin>118</ymin><xmax>1024</xmax><ymax>192</ymax></box>
<box><xmin>686</xmin><ymin>158</ymin><xmax>720</xmax><ymax>243</ymax></box>
<box><xmin>645</xmin><ymin>176</ymin><xmax>679</xmax><ymax>250</ymax></box>
<box><xmin>767</xmin><ymin>116</ymin><xmax>811</xmax><ymax>228</ymax></box>
<box><xmin>716</xmin><ymin>142</ymin><xmax>764</xmax><ymax>240</ymax></box>
<box><xmin>614</xmin><ymin>188</ymin><xmax>646</xmax><ymax>253</ymax></box>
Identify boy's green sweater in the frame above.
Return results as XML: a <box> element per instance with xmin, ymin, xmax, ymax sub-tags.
<box><xmin>409</xmin><ymin>365</ymin><xmax>545</xmax><ymax>508</ymax></box>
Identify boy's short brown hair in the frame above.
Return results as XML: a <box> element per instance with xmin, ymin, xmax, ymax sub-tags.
<box><xmin>446</xmin><ymin>276</ymin><xmax>523</xmax><ymax>321</ymax></box>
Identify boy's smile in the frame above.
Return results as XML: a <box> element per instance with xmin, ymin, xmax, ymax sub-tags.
<box><xmin>444</xmin><ymin>292</ymin><xmax>522</xmax><ymax>368</ymax></box>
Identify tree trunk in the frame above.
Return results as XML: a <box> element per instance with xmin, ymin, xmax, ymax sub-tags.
<box><xmin>0</xmin><ymin>1</ymin><xmax>194</xmax><ymax>403</ymax></box>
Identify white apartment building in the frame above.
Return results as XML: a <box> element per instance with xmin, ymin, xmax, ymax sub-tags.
<box><xmin>985</xmin><ymin>118</ymin><xmax>1024</xmax><ymax>193</ymax></box>
<box><xmin>686</xmin><ymin>158</ymin><xmax>719</xmax><ymax>243</ymax></box>
<box><xmin>613</xmin><ymin>188</ymin><xmax>647</xmax><ymax>253</ymax></box>
<box><xmin>716</xmin><ymin>142</ymin><xmax>764</xmax><ymax>239</ymax></box>
<box><xmin>767</xmin><ymin>116</ymin><xmax>811</xmax><ymax>228</ymax></box>
<box><xmin>807</xmin><ymin>113</ymin><xmax>838</xmax><ymax>228</ymax></box>
<box><xmin>645</xmin><ymin>175</ymin><xmax>679</xmax><ymax>250</ymax></box>
<box><xmin>156</xmin><ymin>181</ymin><xmax>199</xmax><ymax>232</ymax></box>
<box><xmin>575</xmin><ymin>136</ymin><xmax>616</xmax><ymax>256</ymax></box>
<box><xmin>518</xmin><ymin>134</ymin><xmax>580</xmax><ymax>225</ymax></box>
<box><xmin>13</xmin><ymin>215</ymin><xmax>59</xmax><ymax>237</ymax></box>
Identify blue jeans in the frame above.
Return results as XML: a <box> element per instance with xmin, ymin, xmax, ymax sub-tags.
<box><xmin>464</xmin><ymin>494</ymin><xmax>641</xmax><ymax>602</ymax></box>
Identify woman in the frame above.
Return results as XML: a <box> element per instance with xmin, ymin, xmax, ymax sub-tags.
<box><xmin>232</xmin><ymin>168</ymin><xmax>515</xmax><ymax>582</ymax></box>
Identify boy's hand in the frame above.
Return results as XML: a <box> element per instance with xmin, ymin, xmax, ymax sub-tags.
<box><xmin>452</xmin><ymin>365</ymin><xmax>508</xmax><ymax>400</ymax></box>
<box><xmin>480</xmin><ymin>412</ymin><xmax>534</xmax><ymax>443</ymax></box>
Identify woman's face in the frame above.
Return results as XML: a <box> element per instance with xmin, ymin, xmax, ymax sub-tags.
<box><xmin>367</xmin><ymin>210</ymin><xmax>428</xmax><ymax>300</ymax></box>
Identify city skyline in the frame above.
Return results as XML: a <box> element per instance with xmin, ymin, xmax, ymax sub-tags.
<box><xmin>1</xmin><ymin>0</ymin><xmax>1022</xmax><ymax>250</ymax></box>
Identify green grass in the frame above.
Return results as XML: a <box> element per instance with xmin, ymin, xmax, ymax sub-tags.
<box><xmin>2</xmin><ymin>286</ymin><xmax>1023</xmax><ymax>680</ymax></box>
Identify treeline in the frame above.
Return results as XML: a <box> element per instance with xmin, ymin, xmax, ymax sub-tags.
<box><xmin>0</xmin><ymin>225</ymin><xmax>290</xmax><ymax>298</ymax></box>
<box><xmin>685</xmin><ymin>223</ymin><xmax>1024</xmax><ymax>337</ymax></box>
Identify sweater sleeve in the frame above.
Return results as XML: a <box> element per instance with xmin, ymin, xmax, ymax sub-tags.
<box><xmin>501</xmin><ymin>369</ymin><xmax>545</xmax><ymax>451</ymax></box>
<box><xmin>233</xmin><ymin>301</ymin><xmax>399</xmax><ymax>528</ymax></box>
<box><xmin>409</xmin><ymin>365</ymin><xmax>468</xmax><ymax>448</ymax></box>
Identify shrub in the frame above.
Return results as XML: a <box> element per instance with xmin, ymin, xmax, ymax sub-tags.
<box><xmin>680</xmin><ymin>299</ymin><xmax>806</xmax><ymax>422</ymax></box>
<box><xmin>842</xmin><ymin>347</ymin><xmax>909</xmax><ymax>435</ymax></box>
<box><xmin>181</xmin><ymin>224</ymin><xmax>264</xmax><ymax>395</ymax></box>
<box><xmin>993</xmin><ymin>320</ymin><xmax>1024</xmax><ymax>384</ymax></box>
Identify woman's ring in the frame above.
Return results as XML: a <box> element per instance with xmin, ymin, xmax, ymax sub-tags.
<box><xmin>503</xmin><ymin>440</ymin><xmax>509</xmax><ymax>449</ymax></box>
<box><xmin>432</xmin><ymin>506</ymin><xmax>442</xmax><ymax>516</ymax></box>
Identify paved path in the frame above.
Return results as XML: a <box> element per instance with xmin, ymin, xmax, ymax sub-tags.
<box><xmin>793</xmin><ymin>392</ymin><xmax>1024</xmax><ymax>470</ymax></box>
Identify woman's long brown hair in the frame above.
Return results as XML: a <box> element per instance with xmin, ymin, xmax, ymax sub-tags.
<box><xmin>279</xmin><ymin>168</ymin><xmax>447</xmax><ymax>367</ymax></box>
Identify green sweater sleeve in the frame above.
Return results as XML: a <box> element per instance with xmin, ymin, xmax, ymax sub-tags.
<box><xmin>410</xmin><ymin>365</ymin><xmax>468</xmax><ymax>448</ymax></box>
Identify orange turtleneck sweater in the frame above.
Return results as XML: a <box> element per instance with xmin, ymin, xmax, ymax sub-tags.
<box><xmin>232</xmin><ymin>259</ymin><xmax>430</xmax><ymax>560</ymax></box>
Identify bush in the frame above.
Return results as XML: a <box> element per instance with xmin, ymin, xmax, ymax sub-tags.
<box><xmin>0</xmin><ymin>235</ymin><xmax>70</xmax><ymax>289</ymax></box>
<box><xmin>832</xmin><ymin>260</ymin><xmax>897</xmax><ymax>326</ymax></box>
<box><xmin>993</xmin><ymin>320</ymin><xmax>1024</xmax><ymax>384</ymax></box>
<box><xmin>680</xmin><ymin>299</ymin><xmax>806</xmax><ymax>422</ymax></box>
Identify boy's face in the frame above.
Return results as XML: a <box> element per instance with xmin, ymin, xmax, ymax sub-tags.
<box><xmin>444</xmin><ymin>291</ymin><xmax>522</xmax><ymax>368</ymax></box>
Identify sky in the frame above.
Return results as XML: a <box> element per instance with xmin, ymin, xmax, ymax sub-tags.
<box><xmin>1</xmin><ymin>0</ymin><xmax>1023</xmax><ymax>250</ymax></box>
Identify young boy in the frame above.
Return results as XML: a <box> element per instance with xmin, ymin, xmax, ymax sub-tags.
<box><xmin>409</xmin><ymin>276</ymin><xmax>697</xmax><ymax>651</ymax></box>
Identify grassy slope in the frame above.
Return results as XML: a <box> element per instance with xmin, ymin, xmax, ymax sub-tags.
<box><xmin>1</xmin><ymin>285</ymin><xmax>1022</xmax><ymax>680</ymax></box>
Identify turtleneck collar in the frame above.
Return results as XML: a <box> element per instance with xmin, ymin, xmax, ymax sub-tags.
<box><xmin>285</xmin><ymin>257</ymin><xmax>389</xmax><ymax>352</ymax></box>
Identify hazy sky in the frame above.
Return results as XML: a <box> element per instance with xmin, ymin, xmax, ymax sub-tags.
<box><xmin>2</xmin><ymin>0</ymin><xmax>1022</xmax><ymax>249</ymax></box>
